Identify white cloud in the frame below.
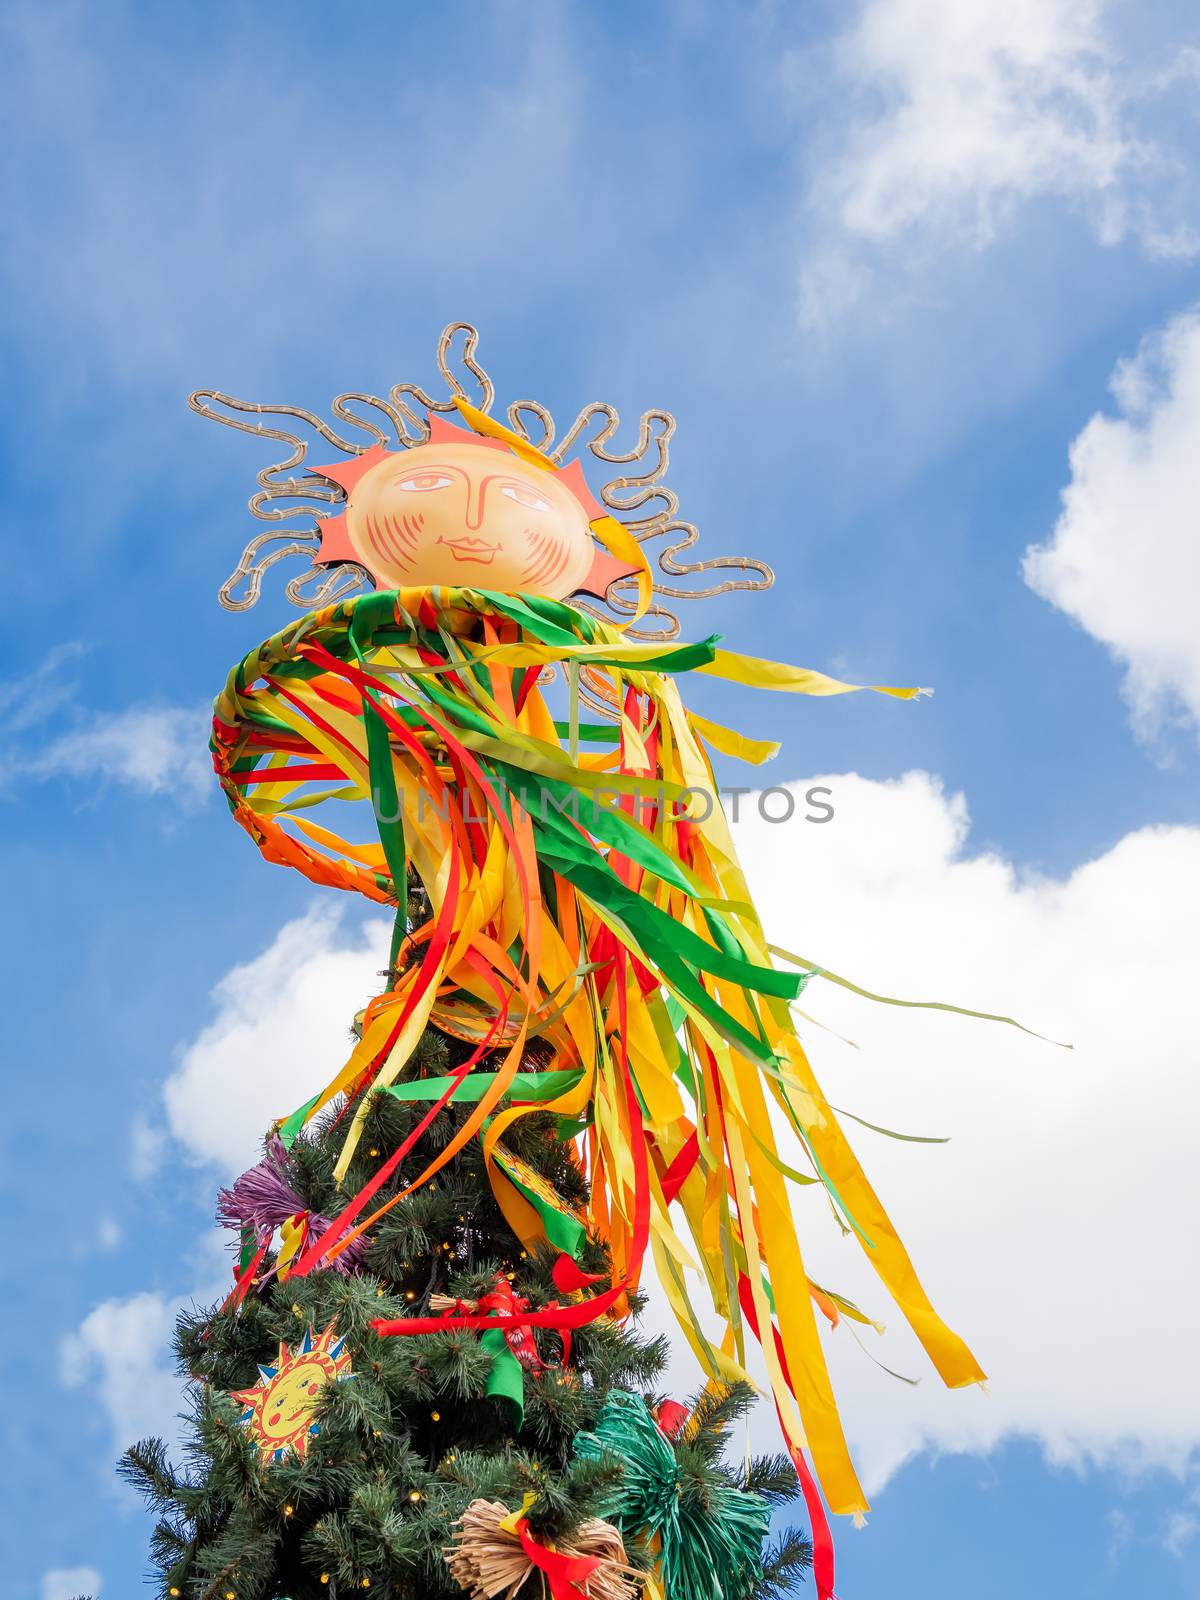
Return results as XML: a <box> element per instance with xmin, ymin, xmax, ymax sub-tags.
<box><xmin>718</xmin><ymin>770</ymin><xmax>1200</xmax><ymax>1492</ymax></box>
<box><xmin>41</xmin><ymin>1569</ymin><xmax>101</xmax><ymax>1600</ymax></box>
<box><xmin>62</xmin><ymin>911</ymin><xmax>389</xmax><ymax>1465</ymax></box>
<box><xmin>1024</xmin><ymin>305</ymin><xmax>1200</xmax><ymax>741</ymax></box>
<box><xmin>60</xmin><ymin>1292</ymin><xmax>190</xmax><ymax>1456</ymax></box>
<box><xmin>830</xmin><ymin>0</ymin><xmax>1133</xmax><ymax>244</ymax></box>
<box><xmin>60</xmin><ymin>1232</ymin><xmax>230</xmax><ymax>1459</ymax></box>
<box><xmin>799</xmin><ymin>0</ymin><xmax>1200</xmax><ymax>321</ymax></box>
<box><xmin>163</xmin><ymin>905</ymin><xmax>391</xmax><ymax>1175</ymax></box>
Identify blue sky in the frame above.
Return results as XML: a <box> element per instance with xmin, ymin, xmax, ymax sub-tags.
<box><xmin>3</xmin><ymin>2</ymin><xmax>1200</xmax><ymax>1597</ymax></box>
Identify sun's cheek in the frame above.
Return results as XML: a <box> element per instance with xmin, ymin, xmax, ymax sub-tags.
<box><xmin>520</xmin><ymin>519</ymin><xmax>576</xmax><ymax>591</ymax></box>
<box><xmin>354</xmin><ymin>492</ymin><xmax>442</xmax><ymax>575</ymax></box>
<box><xmin>470</xmin><ymin>495</ymin><xmax>535</xmax><ymax>559</ymax></box>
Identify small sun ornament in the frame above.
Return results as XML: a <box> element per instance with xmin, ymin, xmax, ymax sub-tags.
<box><xmin>231</xmin><ymin>1322</ymin><xmax>352</xmax><ymax>1465</ymax></box>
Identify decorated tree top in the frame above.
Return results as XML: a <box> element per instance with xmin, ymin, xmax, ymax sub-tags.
<box><xmin>171</xmin><ymin>323</ymin><xmax>1002</xmax><ymax>1600</ymax></box>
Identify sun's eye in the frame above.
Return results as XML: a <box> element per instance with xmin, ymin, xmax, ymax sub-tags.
<box><xmin>500</xmin><ymin>483</ymin><xmax>552</xmax><ymax>512</ymax></box>
<box><xmin>395</xmin><ymin>473</ymin><xmax>454</xmax><ymax>492</ymax></box>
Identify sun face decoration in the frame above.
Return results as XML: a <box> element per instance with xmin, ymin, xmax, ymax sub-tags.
<box><xmin>194</xmin><ymin>320</ymin><xmax>776</xmax><ymax>634</ymax></box>
<box><xmin>231</xmin><ymin>1322</ymin><xmax>352</xmax><ymax>1464</ymax></box>
<box><xmin>310</xmin><ymin>413</ymin><xmax>640</xmax><ymax>602</ymax></box>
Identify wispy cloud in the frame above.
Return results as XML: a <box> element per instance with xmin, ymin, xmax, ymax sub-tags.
<box><xmin>22</xmin><ymin>703</ymin><xmax>212</xmax><ymax>804</ymax></box>
<box><xmin>1024</xmin><ymin>302</ymin><xmax>1200</xmax><ymax>745</ymax></box>
<box><xmin>95</xmin><ymin>1216</ymin><xmax>122</xmax><ymax>1253</ymax></box>
<box><xmin>0</xmin><ymin>643</ymin><xmax>210</xmax><ymax>805</ymax></box>
<box><xmin>0</xmin><ymin>3</ymin><xmax>590</xmax><ymax>391</ymax></box>
<box><xmin>0</xmin><ymin>642</ymin><xmax>89</xmax><ymax>734</ymax></box>
<box><xmin>1107</xmin><ymin>1507</ymin><xmax>1133</xmax><ymax>1564</ymax></box>
<box><xmin>1162</xmin><ymin>1508</ymin><xmax>1199</xmax><ymax>1557</ymax></box>
<box><xmin>128</xmin><ymin>1115</ymin><xmax>167</xmax><ymax>1182</ymax></box>
<box><xmin>797</xmin><ymin>0</ymin><xmax>1200</xmax><ymax>324</ymax></box>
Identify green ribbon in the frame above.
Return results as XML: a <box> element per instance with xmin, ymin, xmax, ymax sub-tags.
<box><xmin>376</xmin><ymin>1071</ymin><xmax>589</xmax><ymax>1256</ymax></box>
<box><xmin>375</xmin><ymin>1069</ymin><xmax>583</xmax><ymax>1106</ymax></box>
<box><xmin>278</xmin><ymin>1093</ymin><xmax>321</xmax><ymax>1149</ymax></box>
<box><xmin>351</xmin><ymin>604</ymin><xmax>407</xmax><ymax>968</ymax></box>
<box><xmin>481</xmin><ymin>1327</ymin><xmax>526</xmax><ymax>1426</ymax></box>
<box><xmin>551</xmin><ymin>720</ymin><xmax>619</xmax><ymax>743</ymax></box>
<box><xmin>237</xmin><ymin>1223</ymin><xmax>258</xmax><ymax>1275</ymax></box>
<box><xmin>491</xmin><ymin>1143</ymin><xmax>586</xmax><ymax>1260</ymax></box>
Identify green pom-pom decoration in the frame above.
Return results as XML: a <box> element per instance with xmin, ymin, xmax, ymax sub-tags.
<box><xmin>574</xmin><ymin>1391</ymin><xmax>770</xmax><ymax>1600</ymax></box>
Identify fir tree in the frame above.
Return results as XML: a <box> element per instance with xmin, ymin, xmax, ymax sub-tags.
<box><xmin>121</xmin><ymin>988</ymin><xmax>813</xmax><ymax>1598</ymax></box>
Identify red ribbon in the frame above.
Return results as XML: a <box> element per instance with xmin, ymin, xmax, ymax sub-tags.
<box><xmin>516</xmin><ymin>1520</ymin><xmax>599</xmax><ymax>1600</ymax></box>
<box><xmin>660</xmin><ymin>1131</ymin><xmax>700</xmax><ymax>1205</ymax></box>
<box><xmin>551</xmin><ymin>1255</ymin><xmax>606</xmax><ymax>1295</ymax></box>
<box><xmin>477</xmin><ymin>1277</ymin><xmax>544</xmax><ymax>1370</ymax></box>
<box><xmin>231</xmin><ymin>762</ymin><xmax>348</xmax><ymax>786</ymax></box>
<box><xmin>786</xmin><ymin>1433</ymin><xmax>837</xmax><ymax>1600</ymax></box>
<box><xmin>220</xmin><ymin>1233</ymin><xmax>270</xmax><ymax>1314</ymax></box>
<box><xmin>515</xmin><ymin>663</ymin><xmax>542</xmax><ymax>713</ymax></box>
<box><xmin>736</xmin><ymin>1275</ymin><xmax>837</xmax><ymax>1600</ymax></box>
<box><xmin>653</xmin><ymin>1399</ymin><xmax>691</xmax><ymax>1439</ymax></box>
<box><xmin>377</xmin><ymin>1270</ymin><xmax>577</xmax><ymax>1370</ymax></box>
<box><xmin>372</xmin><ymin>1277</ymin><xmax>627</xmax><ymax>1339</ymax></box>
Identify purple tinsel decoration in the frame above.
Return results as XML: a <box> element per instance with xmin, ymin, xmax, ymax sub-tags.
<box><xmin>217</xmin><ymin>1134</ymin><xmax>367</xmax><ymax>1274</ymax></box>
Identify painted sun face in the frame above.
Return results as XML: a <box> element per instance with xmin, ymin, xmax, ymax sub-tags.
<box><xmin>231</xmin><ymin>1323</ymin><xmax>351</xmax><ymax>1464</ymax></box>
<box><xmin>343</xmin><ymin>440</ymin><xmax>594</xmax><ymax>596</ymax></box>
<box><xmin>257</xmin><ymin>1357</ymin><xmax>326</xmax><ymax>1442</ymax></box>
<box><xmin>310</xmin><ymin>413</ymin><xmax>642</xmax><ymax>602</ymax></box>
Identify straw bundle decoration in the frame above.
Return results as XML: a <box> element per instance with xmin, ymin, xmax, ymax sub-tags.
<box><xmin>445</xmin><ymin>1498</ymin><xmax>640</xmax><ymax>1600</ymax></box>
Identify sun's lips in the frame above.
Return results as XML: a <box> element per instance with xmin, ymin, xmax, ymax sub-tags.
<box><xmin>438</xmin><ymin>534</ymin><xmax>500</xmax><ymax>562</ymax></box>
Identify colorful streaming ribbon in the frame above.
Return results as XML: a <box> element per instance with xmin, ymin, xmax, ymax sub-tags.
<box><xmin>210</xmin><ymin>580</ymin><xmax>985</xmax><ymax>1545</ymax></box>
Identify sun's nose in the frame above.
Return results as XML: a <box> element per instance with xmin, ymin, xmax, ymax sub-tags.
<box><xmin>462</xmin><ymin>477</ymin><xmax>488</xmax><ymax>531</ymax></box>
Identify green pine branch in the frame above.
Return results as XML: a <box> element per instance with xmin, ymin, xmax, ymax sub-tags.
<box><xmin>754</xmin><ymin>1529</ymin><xmax>815</xmax><ymax>1600</ymax></box>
